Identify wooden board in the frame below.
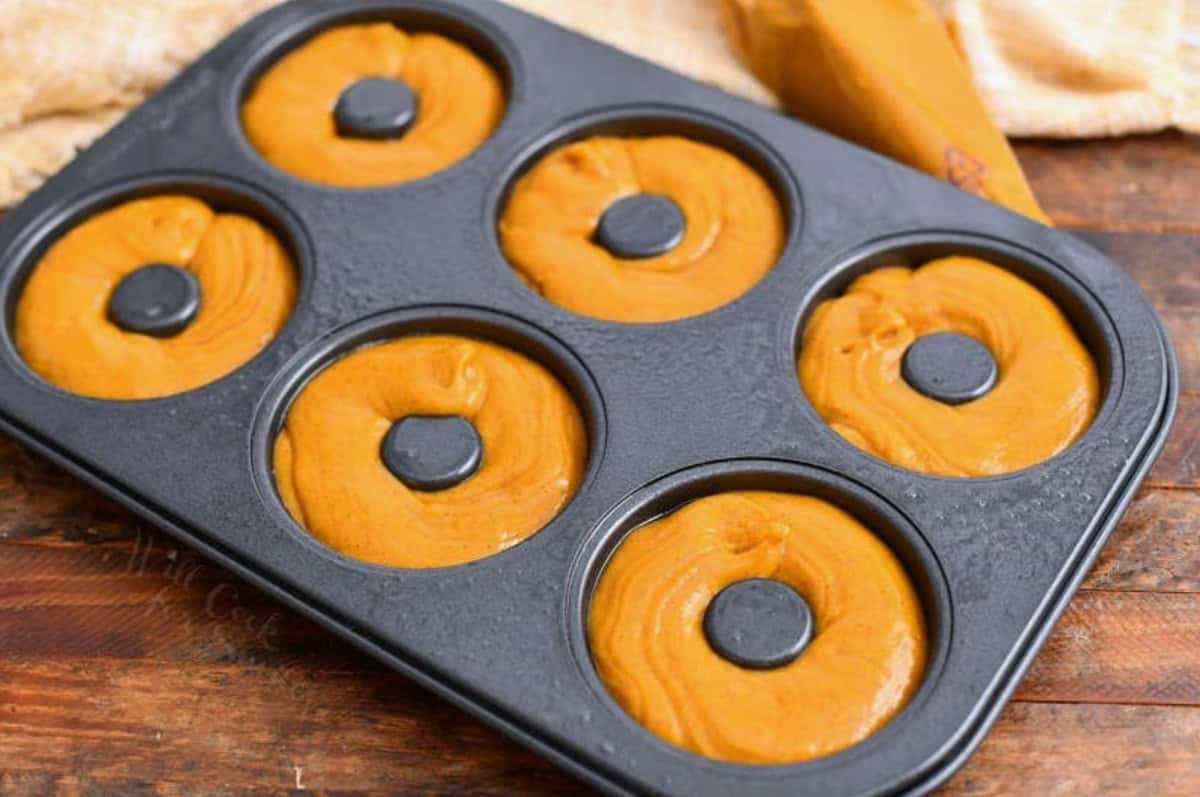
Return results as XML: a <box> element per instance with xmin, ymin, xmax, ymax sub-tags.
<box><xmin>2</xmin><ymin>132</ymin><xmax>1198</xmax><ymax>795</ymax></box>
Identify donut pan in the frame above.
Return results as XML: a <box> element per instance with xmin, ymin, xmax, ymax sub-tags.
<box><xmin>0</xmin><ymin>1</ymin><xmax>1177</xmax><ymax>794</ymax></box>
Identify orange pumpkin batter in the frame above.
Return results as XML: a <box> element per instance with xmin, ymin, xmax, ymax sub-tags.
<box><xmin>273</xmin><ymin>335</ymin><xmax>586</xmax><ymax>569</ymax></box>
<box><xmin>589</xmin><ymin>491</ymin><xmax>926</xmax><ymax>765</ymax></box>
<box><xmin>242</xmin><ymin>23</ymin><xmax>505</xmax><ymax>187</ymax></box>
<box><xmin>15</xmin><ymin>195</ymin><xmax>296</xmax><ymax>400</ymax></box>
<box><xmin>498</xmin><ymin>135</ymin><xmax>785</xmax><ymax>323</ymax></box>
<box><xmin>800</xmin><ymin>256</ymin><xmax>1100</xmax><ymax>477</ymax></box>
<box><xmin>718</xmin><ymin>0</ymin><xmax>1049</xmax><ymax>223</ymax></box>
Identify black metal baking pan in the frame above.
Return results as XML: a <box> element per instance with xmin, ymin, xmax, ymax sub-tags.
<box><xmin>0</xmin><ymin>1</ymin><xmax>1176</xmax><ymax>794</ymax></box>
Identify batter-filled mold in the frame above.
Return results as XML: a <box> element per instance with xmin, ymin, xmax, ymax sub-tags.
<box><xmin>254</xmin><ymin>306</ymin><xmax>602</xmax><ymax>570</ymax></box>
<box><xmin>0</xmin><ymin>2</ymin><xmax>1174</xmax><ymax>796</ymax></box>
<box><xmin>6</xmin><ymin>176</ymin><xmax>304</xmax><ymax>400</ymax></box>
<box><xmin>238</xmin><ymin>4</ymin><xmax>512</xmax><ymax>187</ymax></box>
<box><xmin>493</xmin><ymin>108</ymin><xmax>800</xmax><ymax>323</ymax></box>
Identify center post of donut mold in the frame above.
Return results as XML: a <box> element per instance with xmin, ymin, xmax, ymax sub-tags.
<box><xmin>334</xmin><ymin>76</ymin><xmax>420</xmax><ymax>140</ymax></box>
<box><xmin>703</xmin><ymin>577</ymin><xmax>815</xmax><ymax>670</ymax></box>
<box><xmin>380</xmin><ymin>414</ymin><xmax>483</xmax><ymax>492</ymax></box>
<box><xmin>901</xmin><ymin>331</ymin><xmax>999</xmax><ymax>405</ymax></box>
<box><xmin>106</xmin><ymin>263</ymin><xmax>202</xmax><ymax>338</ymax></box>
<box><xmin>593</xmin><ymin>193</ymin><xmax>687</xmax><ymax>259</ymax></box>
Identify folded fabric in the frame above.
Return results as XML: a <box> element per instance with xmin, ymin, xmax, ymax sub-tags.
<box><xmin>935</xmin><ymin>0</ymin><xmax>1200</xmax><ymax>138</ymax></box>
<box><xmin>0</xmin><ymin>0</ymin><xmax>279</xmax><ymax>207</ymax></box>
<box><xmin>1</xmin><ymin>0</ymin><xmax>1196</xmax><ymax>211</ymax></box>
<box><xmin>511</xmin><ymin>0</ymin><xmax>778</xmax><ymax>107</ymax></box>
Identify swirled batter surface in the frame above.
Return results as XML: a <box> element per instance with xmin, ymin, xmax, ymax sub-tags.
<box><xmin>499</xmin><ymin>135</ymin><xmax>785</xmax><ymax>322</ymax></box>
<box><xmin>242</xmin><ymin>23</ymin><xmax>505</xmax><ymax>187</ymax></box>
<box><xmin>590</xmin><ymin>491</ymin><xmax>926</xmax><ymax>765</ymax></box>
<box><xmin>15</xmin><ymin>195</ymin><xmax>296</xmax><ymax>400</ymax></box>
<box><xmin>799</xmin><ymin>256</ymin><xmax>1099</xmax><ymax>477</ymax></box>
<box><xmin>274</xmin><ymin>335</ymin><xmax>587</xmax><ymax>569</ymax></box>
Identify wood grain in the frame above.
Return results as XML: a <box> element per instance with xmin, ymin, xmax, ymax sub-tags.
<box><xmin>1</xmin><ymin>131</ymin><xmax>1199</xmax><ymax>794</ymax></box>
<box><xmin>1148</xmin><ymin>397</ymin><xmax>1200</xmax><ymax>488</ymax></box>
<box><xmin>1074</xmin><ymin>230</ymin><xmax>1200</xmax><ymax>394</ymax></box>
<box><xmin>1086</xmin><ymin>489</ymin><xmax>1200</xmax><ymax>593</ymax></box>
<box><xmin>1017</xmin><ymin>132</ymin><xmax>1200</xmax><ymax>232</ymax></box>
<box><xmin>10</xmin><ymin>658</ymin><xmax>1200</xmax><ymax>797</ymax></box>
<box><xmin>0</xmin><ymin>658</ymin><xmax>576</xmax><ymax>796</ymax></box>
<box><xmin>1017</xmin><ymin>589</ymin><xmax>1200</xmax><ymax>705</ymax></box>
<box><xmin>944</xmin><ymin>702</ymin><xmax>1200</xmax><ymax>796</ymax></box>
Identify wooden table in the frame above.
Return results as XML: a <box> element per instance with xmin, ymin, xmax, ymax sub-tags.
<box><xmin>1</xmin><ymin>132</ymin><xmax>1198</xmax><ymax>796</ymax></box>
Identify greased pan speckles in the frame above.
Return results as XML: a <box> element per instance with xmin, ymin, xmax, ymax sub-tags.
<box><xmin>0</xmin><ymin>2</ymin><xmax>1175</xmax><ymax>796</ymax></box>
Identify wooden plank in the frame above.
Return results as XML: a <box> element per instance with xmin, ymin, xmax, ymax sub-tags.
<box><xmin>6</xmin><ymin>551</ymin><xmax>1196</xmax><ymax>709</ymax></box>
<box><xmin>1073</xmin><ymin>229</ymin><xmax>1200</xmax><ymax>394</ymax></box>
<box><xmin>0</xmin><ymin>435</ymin><xmax>131</xmax><ymax>548</ymax></box>
<box><xmin>0</xmin><ymin>520</ymin><xmax>366</xmax><ymax>670</ymax></box>
<box><xmin>2</xmin><ymin>447</ymin><xmax>1197</xmax><ymax>669</ymax></box>
<box><xmin>1086</xmin><ymin>489</ymin><xmax>1200</xmax><ymax>593</ymax></box>
<box><xmin>1016</xmin><ymin>589</ymin><xmax>1200</xmax><ymax>705</ymax></box>
<box><xmin>0</xmin><ymin>657</ymin><xmax>579</xmax><ymax>796</ymax></box>
<box><xmin>2</xmin><ymin>459</ymin><xmax>1195</xmax><ymax>592</ymax></box>
<box><xmin>944</xmin><ymin>702</ymin><xmax>1200</xmax><ymax>796</ymax></box>
<box><xmin>1148</xmin><ymin>396</ymin><xmax>1200</xmax><ymax>488</ymax></box>
<box><xmin>3</xmin><ymin>497</ymin><xmax>1198</xmax><ymax>717</ymax></box>
<box><xmin>4</xmin><ymin>656</ymin><xmax>1200</xmax><ymax>796</ymax></box>
<box><xmin>1016</xmin><ymin>132</ymin><xmax>1200</xmax><ymax>232</ymax></box>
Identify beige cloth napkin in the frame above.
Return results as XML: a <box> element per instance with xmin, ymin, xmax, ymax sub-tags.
<box><xmin>1</xmin><ymin>0</ymin><xmax>1196</xmax><ymax>209</ymax></box>
<box><xmin>0</xmin><ymin>0</ymin><xmax>280</xmax><ymax>207</ymax></box>
<box><xmin>935</xmin><ymin>0</ymin><xmax>1200</xmax><ymax>137</ymax></box>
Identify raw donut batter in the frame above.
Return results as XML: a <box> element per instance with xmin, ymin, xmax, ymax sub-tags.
<box><xmin>242</xmin><ymin>23</ymin><xmax>505</xmax><ymax>187</ymax></box>
<box><xmin>799</xmin><ymin>256</ymin><xmax>1100</xmax><ymax>477</ymax></box>
<box><xmin>273</xmin><ymin>335</ymin><xmax>587</xmax><ymax>568</ymax></box>
<box><xmin>589</xmin><ymin>491</ymin><xmax>926</xmax><ymax>765</ymax></box>
<box><xmin>499</xmin><ymin>135</ymin><xmax>785</xmax><ymax>323</ymax></box>
<box><xmin>15</xmin><ymin>195</ymin><xmax>296</xmax><ymax>400</ymax></box>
